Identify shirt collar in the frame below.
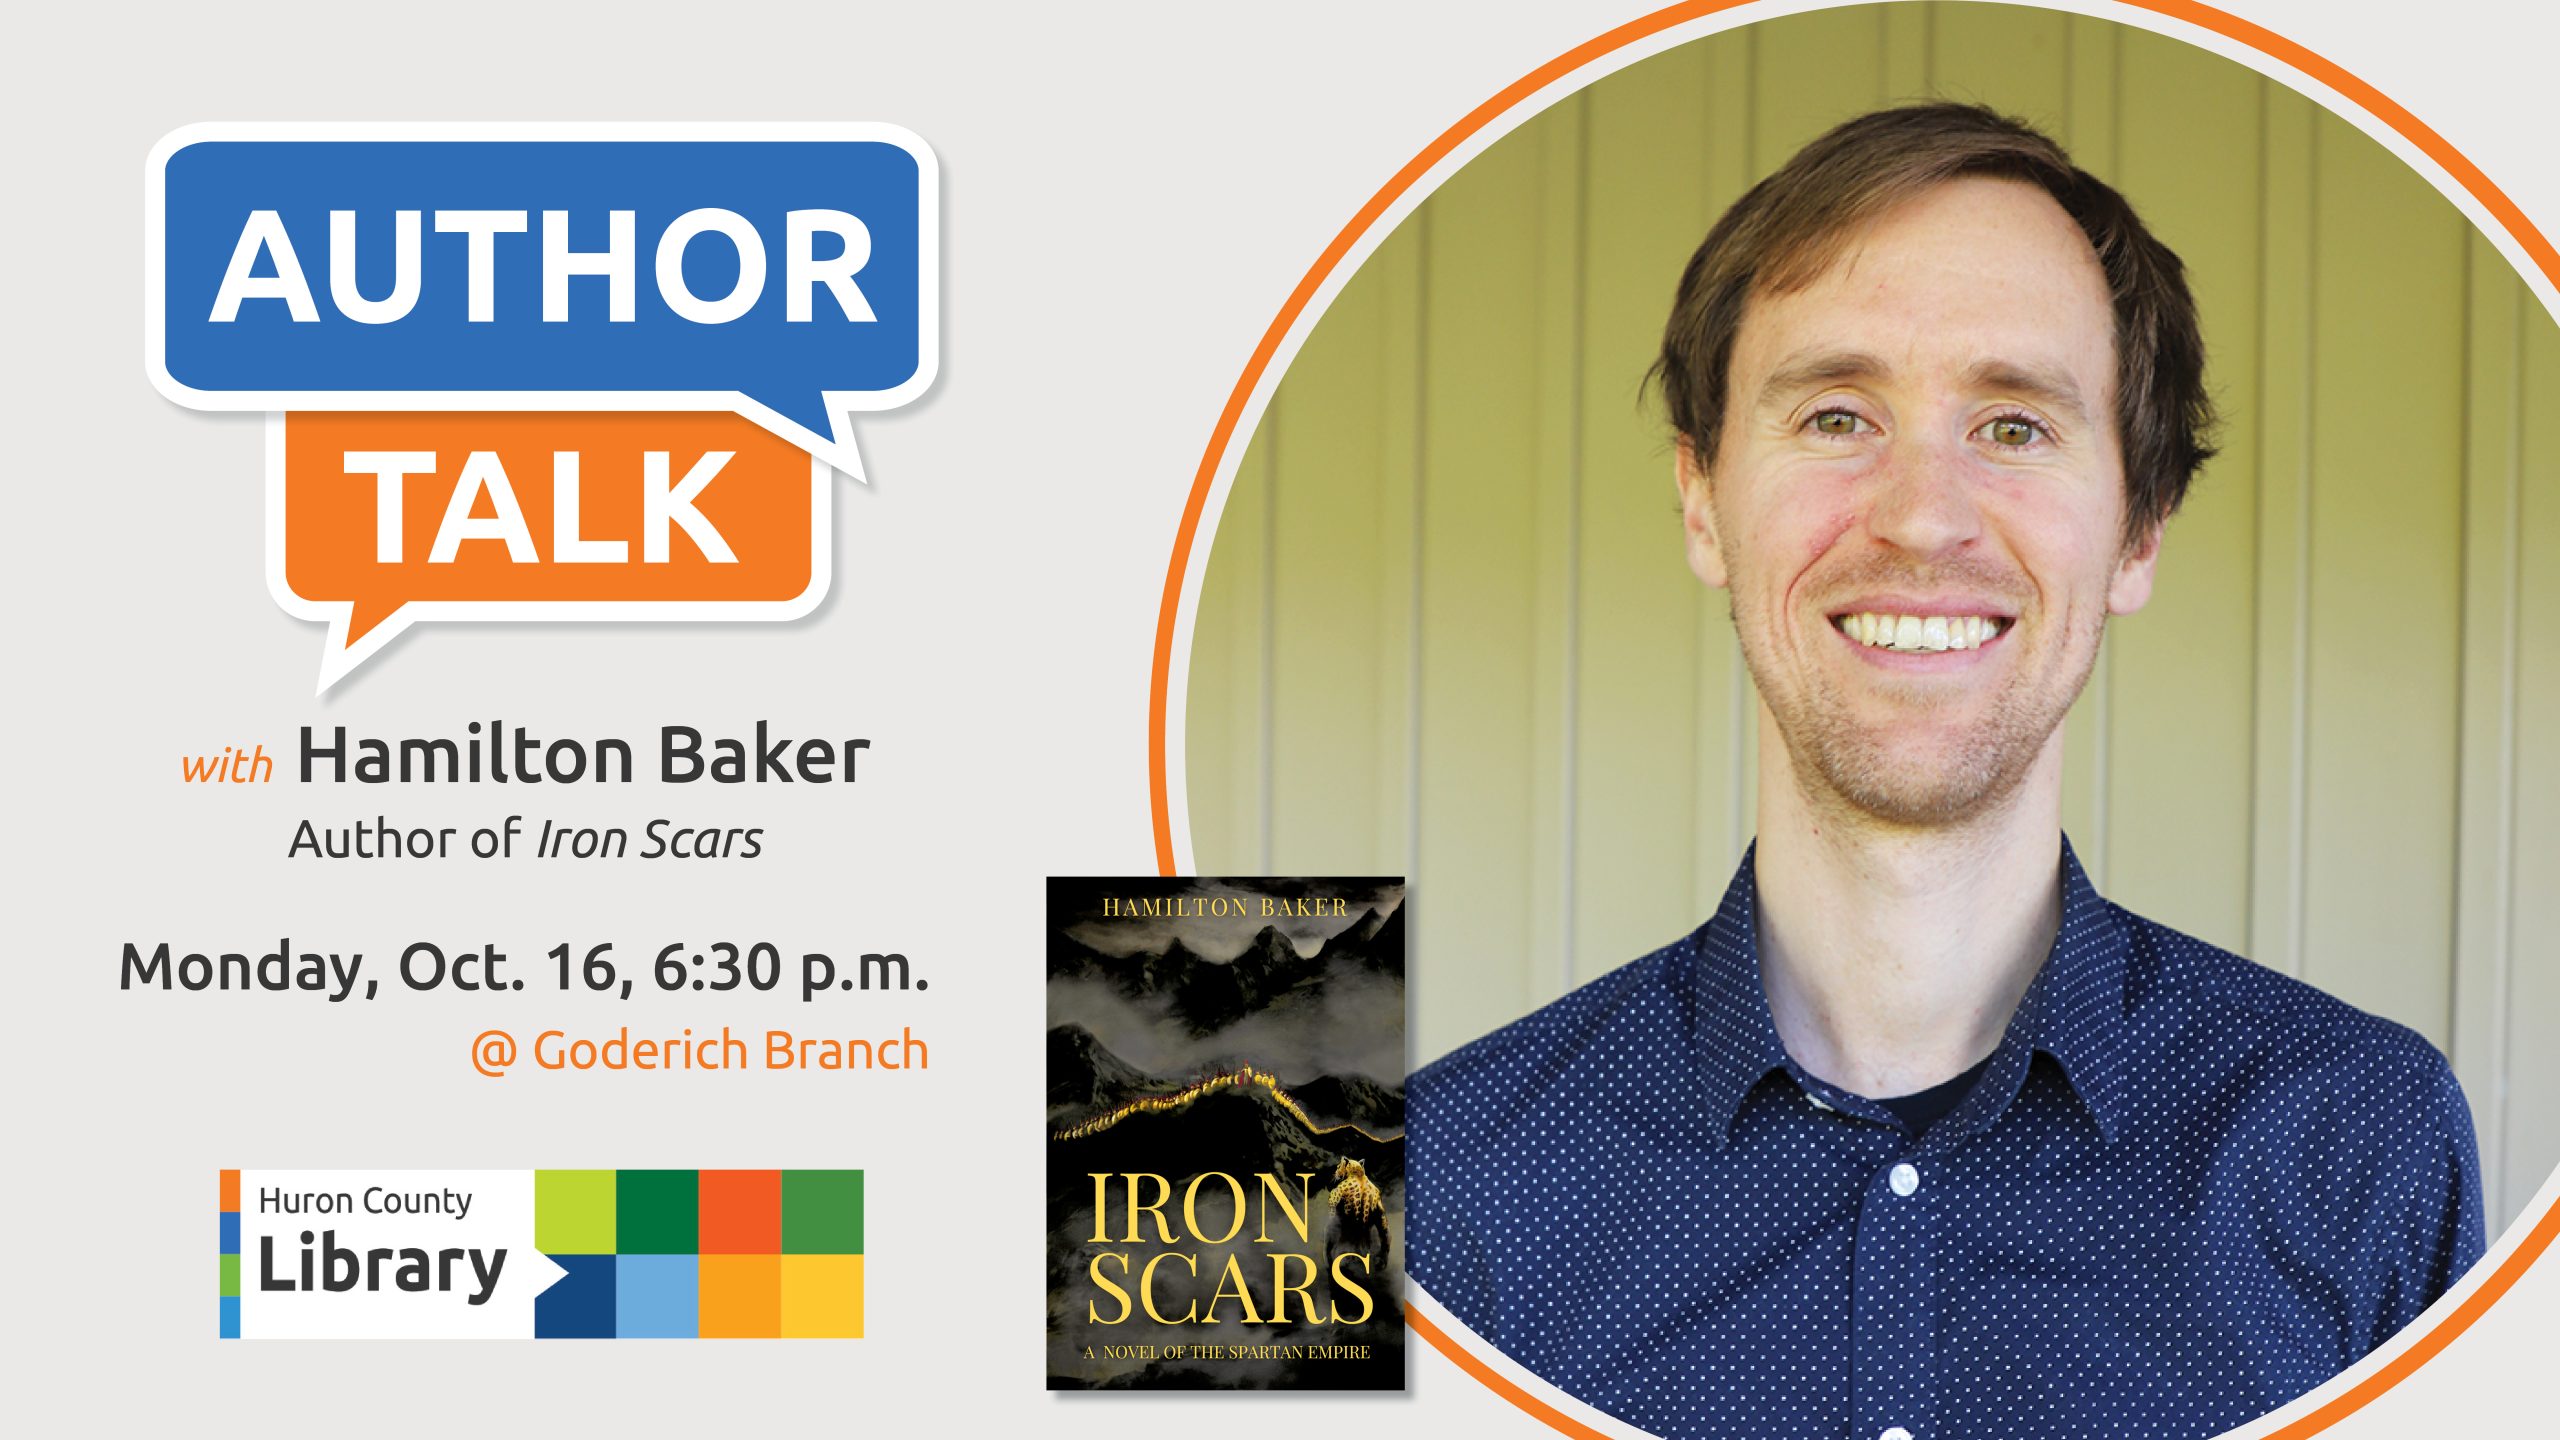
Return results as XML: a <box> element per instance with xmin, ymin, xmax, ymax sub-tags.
<box><xmin>1689</xmin><ymin>835</ymin><xmax>2130</xmax><ymax>1148</ymax></box>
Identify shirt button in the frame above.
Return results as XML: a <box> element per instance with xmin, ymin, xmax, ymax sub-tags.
<box><xmin>1880</xmin><ymin>1428</ymin><xmax>1915</xmax><ymax>1440</ymax></box>
<box><xmin>1889</xmin><ymin>1162</ymin><xmax>1920</xmax><ymax>1197</ymax></box>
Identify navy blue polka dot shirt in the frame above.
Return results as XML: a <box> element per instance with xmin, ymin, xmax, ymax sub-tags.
<box><xmin>1409</xmin><ymin>839</ymin><xmax>2484</xmax><ymax>1439</ymax></box>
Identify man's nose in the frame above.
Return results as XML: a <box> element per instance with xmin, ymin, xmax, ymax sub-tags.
<box><xmin>1863</xmin><ymin>437</ymin><xmax>1984</xmax><ymax>557</ymax></box>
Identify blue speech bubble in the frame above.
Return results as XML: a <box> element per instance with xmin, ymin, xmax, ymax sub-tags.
<box><xmin>145</xmin><ymin>124</ymin><xmax>936</xmax><ymax>478</ymax></box>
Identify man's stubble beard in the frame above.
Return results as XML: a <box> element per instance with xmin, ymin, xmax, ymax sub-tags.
<box><xmin>1729</xmin><ymin>589</ymin><xmax>2105</xmax><ymax>830</ymax></box>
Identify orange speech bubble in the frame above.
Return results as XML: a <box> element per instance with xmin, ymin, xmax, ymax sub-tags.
<box><xmin>271</xmin><ymin>411</ymin><xmax>829</xmax><ymax>689</ymax></box>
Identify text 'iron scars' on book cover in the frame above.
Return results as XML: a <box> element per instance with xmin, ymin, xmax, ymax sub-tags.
<box><xmin>1046</xmin><ymin>877</ymin><xmax>1407</xmax><ymax>1390</ymax></box>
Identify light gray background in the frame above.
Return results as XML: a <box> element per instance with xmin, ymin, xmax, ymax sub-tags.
<box><xmin>5</xmin><ymin>2</ymin><xmax>2550</xmax><ymax>1435</ymax></box>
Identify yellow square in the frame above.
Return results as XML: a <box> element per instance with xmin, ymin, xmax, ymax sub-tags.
<box><xmin>779</xmin><ymin>1254</ymin><xmax>863</xmax><ymax>1338</ymax></box>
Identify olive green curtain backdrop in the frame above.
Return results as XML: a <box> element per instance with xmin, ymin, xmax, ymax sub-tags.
<box><xmin>1183</xmin><ymin>3</ymin><xmax>2558</xmax><ymax>1232</ymax></box>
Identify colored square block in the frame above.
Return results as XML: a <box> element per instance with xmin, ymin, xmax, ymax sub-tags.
<box><xmin>219</xmin><ymin>1211</ymin><xmax>240</xmax><ymax>1254</ymax></box>
<box><xmin>535</xmin><ymin>1170</ymin><xmax>616</xmax><ymax>1254</ymax></box>
<box><xmin>535</xmin><ymin>1254</ymin><xmax>617</xmax><ymax>1338</ymax></box>
<box><xmin>220</xmin><ymin>1253</ymin><xmax>240</xmax><ymax>1298</ymax></box>
<box><xmin>616</xmin><ymin>1170</ymin><xmax>698</xmax><ymax>1254</ymax></box>
<box><xmin>220</xmin><ymin>1169</ymin><xmax>240</xmax><ymax>1211</ymax></box>
<box><xmin>780</xmin><ymin>1170</ymin><xmax>863</xmax><ymax>1254</ymax></box>
<box><xmin>780</xmin><ymin>1254</ymin><xmax>863</xmax><ymax>1338</ymax></box>
<box><xmin>698</xmin><ymin>1254</ymin><xmax>780</xmax><ymax>1338</ymax></box>
<box><xmin>700</xmin><ymin>1170</ymin><xmax>781</xmax><ymax>1254</ymax></box>
<box><xmin>615</xmin><ymin>1255</ymin><xmax>699</xmax><ymax>1338</ymax></box>
<box><xmin>219</xmin><ymin>1296</ymin><xmax>239</xmax><ymax>1339</ymax></box>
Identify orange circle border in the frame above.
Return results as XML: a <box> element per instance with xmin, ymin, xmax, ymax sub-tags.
<box><xmin>1142</xmin><ymin>3</ymin><xmax>2560</xmax><ymax>1435</ymax></box>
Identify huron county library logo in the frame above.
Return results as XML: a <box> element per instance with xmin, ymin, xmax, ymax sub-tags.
<box><xmin>219</xmin><ymin>1168</ymin><xmax>864</xmax><ymax>1339</ymax></box>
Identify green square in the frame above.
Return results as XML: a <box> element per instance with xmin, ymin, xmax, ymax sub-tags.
<box><xmin>780</xmin><ymin>1170</ymin><xmax>863</xmax><ymax>1254</ymax></box>
<box><xmin>535</xmin><ymin>1169</ymin><xmax>617</xmax><ymax>1254</ymax></box>
<box><xmin>615</xmin><ymin>1169</ymin><xmax>699</xmax><ymax>1254</ymax></box>
<box><xmin>219</xmin><ymin>1253</ymin><xmax>239</xmax><ymax>1297</ymax></box>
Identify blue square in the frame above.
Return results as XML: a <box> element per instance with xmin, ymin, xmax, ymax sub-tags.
<box><xmin>219</xmin><ymin>1296</ymin><xmax>240</xmax><ymax>1338</ymax></box>
<box><xmin>615</xmin><ymin>1254</ymin><xmax>699</xmax><ymax>1338</ymax></box>
<box><xmin>536</xmin><ymin>1254</ymin><xmax>617</xmax><ymax>1338</ymax></box>
<box><xmin>219</xmin><ymin>1211</ymin><xmax>240</xmax><ymax>1253</ymax></box>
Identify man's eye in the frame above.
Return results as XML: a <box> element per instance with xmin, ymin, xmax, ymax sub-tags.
<box><xmin>1810</xmin><ymin>410</ymin><xmax>1866</xmax><ymax>436</ymax></box>
<box><xmin>1983</xmin><ymin>416</ymin><xmax>2044</xmax><ymax>447</ymax></box>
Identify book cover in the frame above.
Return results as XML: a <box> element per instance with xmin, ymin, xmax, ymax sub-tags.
<box><xmin>1045</xmin><ymin>877</ymin><xmax>1407</xmax><ymax>1390</ymax></box>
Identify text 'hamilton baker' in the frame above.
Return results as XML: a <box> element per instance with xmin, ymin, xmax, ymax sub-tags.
<box><xmin>297</xmin><ymin>722</ymin><xmax>868</xmax><ymax>784</ymax></box>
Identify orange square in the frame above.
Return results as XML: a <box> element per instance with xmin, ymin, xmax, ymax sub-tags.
<box><xmin>699</xmin><ymin>1169</ymin><xmax>781</xmax><ymax>1253</ymax></box>
<box><xmin>698</xmin><ymin>1254</ymin><xmax>780</xmax><ymax>1338</ymax></box>
<box><xmin>220</xmin><ymin>1170</ymin><xmax>240</xmax><ymax>1211</ymax></box>
<box><xmin>780</xmin><ymin>1254</ymin><xmax>863</xmax><ymax>1338</ymax></box>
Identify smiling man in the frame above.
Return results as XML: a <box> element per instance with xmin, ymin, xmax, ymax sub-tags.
<box><xmin>1407</xmin><ymin>104</ymin><xmax>2483</xmax><ymax>1440</ymax></box>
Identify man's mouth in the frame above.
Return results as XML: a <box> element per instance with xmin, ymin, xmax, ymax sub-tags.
<box><xmin>1830</xmin><ymin>611</ymin><xmax>2013</xmax><ymax>653</ymax></box>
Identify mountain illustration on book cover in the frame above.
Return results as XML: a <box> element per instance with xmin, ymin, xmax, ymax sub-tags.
<box><xmin>1046</xmin><ymin>876</ymin><xmax>1406</xmax><ymax>1391</ymax></box>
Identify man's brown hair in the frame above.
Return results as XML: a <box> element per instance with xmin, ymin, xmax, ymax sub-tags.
<box><xmin>1652</xmin><ymin>101</ymin><xmax>2214</xmax><ymax>548</ymax></box>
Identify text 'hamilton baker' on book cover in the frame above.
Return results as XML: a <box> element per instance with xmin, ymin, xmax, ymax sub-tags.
<box><xmin>1045</xmin><ymin>877</ymin><xmax>1407</xmax><ymax>1390</ymax></box>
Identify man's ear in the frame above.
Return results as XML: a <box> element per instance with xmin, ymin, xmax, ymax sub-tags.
<box><xmin>1675</xmin><ymin>435</ymin><xmax>1730</xmax><ymax>590</ymax></box>
<box><xmin>2107</xmin><ymin>520</ymin><xmax>2162</xmax><ymax>615</ymax></box>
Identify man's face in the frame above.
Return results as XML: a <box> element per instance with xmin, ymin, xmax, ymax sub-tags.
<box><xmin>1679</xmin><ymin>175</ymin><xmax>2159</xmax><ymax>828</ymax></box>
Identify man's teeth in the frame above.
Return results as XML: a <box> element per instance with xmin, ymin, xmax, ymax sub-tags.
<box><xmin>1838</xmin><ymin>612</ymin><xmax>2005</xmax><ymax>652</ymax></box>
